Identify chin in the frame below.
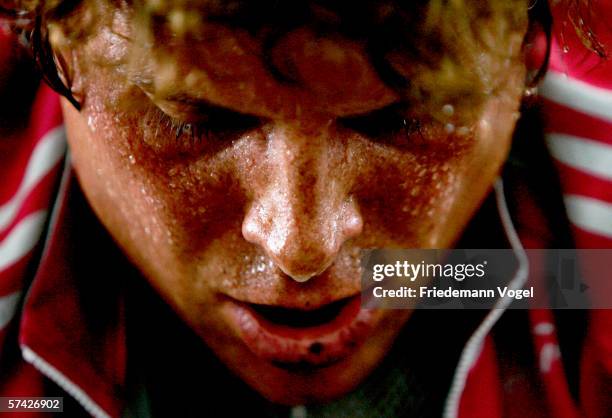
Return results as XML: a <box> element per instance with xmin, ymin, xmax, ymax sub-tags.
<box><xmin>202</xmin><ymin>303</ymin><xmax>412</xmax><ymax>405</ymax></box>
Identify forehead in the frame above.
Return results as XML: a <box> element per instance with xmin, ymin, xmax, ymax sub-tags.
<box><xmin>68</xmin><ymin>0</ymin><xmax>528</xmax><ymax>118</ymax></box>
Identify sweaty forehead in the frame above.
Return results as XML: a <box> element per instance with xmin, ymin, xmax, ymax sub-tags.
<box><xmin>72</xmin><ymin>0</ymin><xmax>528</xmax><ymax>118</ymax></box>
<box><xmin>129</xmin><ymin>24</ymin><xmax>400</xmax><ymax>118</ymax></box>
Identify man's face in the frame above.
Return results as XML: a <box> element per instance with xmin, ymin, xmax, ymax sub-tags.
<box><xmin>59</xmin><ymin>2</ymin><xmax>527</xmax><ymax>405</ymax></box>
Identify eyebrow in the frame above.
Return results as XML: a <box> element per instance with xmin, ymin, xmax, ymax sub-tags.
<box><xmin>129</xmin><ymin>75</ymin><xmax>200</xmax><ymax>103</ymax></box>
<box><xmin>131</xmin><ymin>74</ymin><xmax>404</xmax><ymax>119</ymax></box>
<box><xmin>162</xmin><ymin>93</ymin><xmax>216</xmax><ymax>108</ymax></box>
<box><xmin>128</xmin><ymin>74</ymin><xmax>251</xmax><ymax>122</ymax></box>
<box><xmin>160</xmin><ymin>92</ymin><xmax>270</xmax><ymax>122</ymax></box>
<box><xmin>165</xmin><ymin>91</ymin><xmax>406</xmax><ymax>120</ymax></box>
<box><xmin>130</xmin><ymin>75</ymin><xmax>226</xmax><ymax>111</ymax></box>
<box><xmin>161</xmin><ymin>93</ymin><xmax>258</xmax><ymax>120</ymax></box>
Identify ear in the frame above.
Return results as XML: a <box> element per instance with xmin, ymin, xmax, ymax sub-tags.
<box><xmin>523</xmin><ymin>0</ymin><xmax>552</xmax><ymax>88</ymax></box>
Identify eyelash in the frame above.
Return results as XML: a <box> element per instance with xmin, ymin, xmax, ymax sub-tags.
<box><xmin>158</xmin><ymin>106</ymin><xmax>262</xmax><ymax>145</ymax></box>
<box><xmin>138</xmin><ymin>108</ymin><xmax>210</xmax><ymax>155</ymax></box>
<box><xmin>339</xmin><ymin>105</ymin><xmax>429</xmax><ymax>142</ymax></box>
<box><xmin>147</xmin><ymin>102</ymin><xmax>438</xmax><ymax>155</ymax></box>
<box><xmin>155</xmin><ymin>110</ymin><xmax>208</xmax><ymax>143</ymax></box>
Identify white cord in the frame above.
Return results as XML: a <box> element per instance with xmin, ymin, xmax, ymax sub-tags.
<box><xmin>443</xmin><ymin>179</ymin><xmax>529</xmax><ymax>418</ymax></box>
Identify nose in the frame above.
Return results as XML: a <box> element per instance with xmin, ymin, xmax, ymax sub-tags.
<box><xmin>241</xmin><ymin>122</ymin><xmax>362</xmax><ymax>283</ymax></box>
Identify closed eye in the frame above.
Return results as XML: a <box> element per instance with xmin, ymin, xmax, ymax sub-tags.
<box><xmin>159</xmin><ymin>97</ymin><xmax>262</xmax><ymax>134</ymax></box>
<box><xmin>154</xmin><ymin>100</ymin><xmax>262</xmax><ymax>147</ymax></box>
<box><xmin>140</xmin><ymin>100</ymin><xmax>262</xmax><ymax>156</ymax></box>
<box><xmin>339</xmin><ymin>104</ymin><xmax>425</xmax><ymax>140</ymax></box>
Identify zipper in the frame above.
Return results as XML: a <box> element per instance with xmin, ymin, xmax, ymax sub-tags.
<box><xmin>21</xmin><ymin>345</ymin><xmax>111</xmax><ymax>418</ymax></box>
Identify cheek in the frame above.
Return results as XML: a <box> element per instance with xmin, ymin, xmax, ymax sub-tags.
<box><xmin>351</xmin><ymin>142</ymin><xmax>464</xmax><ymax>246</ymax></box>
<box><xmin>62</xmin><ymin>96</ymin><xmax>251</xmax><ymax>276</ymax></box>
<box><xmin>62</xmin><ymin>98</ymin><xmax>193</xmax><ymax>287</ymax></box>
<box><xmin>353</xmin><ymin>101</ymin><xmax>518</xmax><ymax>248</ymax></box>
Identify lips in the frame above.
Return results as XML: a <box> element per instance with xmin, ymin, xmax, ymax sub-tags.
<box><xmin>223</xmin><ymin>294</ymin><xmax>380</xmax><ymax>369</ymax></box>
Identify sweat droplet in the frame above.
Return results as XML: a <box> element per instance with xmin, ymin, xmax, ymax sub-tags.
<box><xmin>441</xmin><ymin>104</ymin><xmax>454</xmax><ymax>117</ymax></box>
<box><xmin>128</xmin><ymin>155</ymin><xmax>136</xmax><ymax>164</ymax></box>
<box><xmin>562</xmin><ymin>45</ymin><xmax>570</xmax><ymax>53</ymax></box>
<box><xmin>523</xmin><ymin>87</ymin><xmax>538</xmax><ymax>98</ymax></box>
<box><xmin>87</xmin><ymin>115</ymin><xmax>96</xmax><ymax>132</ymax></box>
<box><xmin>146</xmin><ymin>0</ymin><xmax>166</xmax><ymax>11</ymax></box>
<box><xmin>457</xmin><ymin>126</ymin><xmax>470</xmax><ymax>136</ymax></box>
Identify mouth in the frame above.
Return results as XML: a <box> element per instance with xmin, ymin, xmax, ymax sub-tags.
<box><xmin>223</xmin><ymin>294</ymin><xmax>380</xmax><ymax>370</ymax></box>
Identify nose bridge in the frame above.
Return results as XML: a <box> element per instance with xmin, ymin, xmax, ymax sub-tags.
<box><xmin>242</xmin><ymin>122</ymin><xmax>362</xmax><ymax>282</ymax></box>
<box><xmin>276</xmin><ymin>123</ymin><xmax>332</xmax><ymax>212</ymax></box>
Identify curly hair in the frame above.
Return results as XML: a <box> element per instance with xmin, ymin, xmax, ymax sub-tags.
<box><xmin>0</xmin><ymin>0</ymin><xmax>603</xmax><ymax>111</ymax></box>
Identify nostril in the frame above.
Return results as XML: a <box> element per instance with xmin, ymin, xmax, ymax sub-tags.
<box><xmin>270</xmin><ymin>237</ymin><xmax>339</xmax><ymax>283</ymax></box>
<box><xmin>277</xmin><ymin>251</ymin><xmax>334</xmax><ymax>283</ymax></box>
<box><xmin>241</xmin><ymin>197</ymin><xmax>363</xmax><ymax>284</ymax></box>
<box><xmin>242</xmin><ymin>205</ymin><xmax>295</xmax><ymax>259</ymax></box>
<box><xmin>243</xmin><ymin>220</ymin><xmax>338</xmax><ymax>282</ymax></box>
<box><xmin>279</xmin><ymin>270</ymin><xmax>319</xmax><ymax>283</ymax></box>
<box><xmin>289</xmin><ymin>273</ymin><xmax>315</xmax><ymax>283</ymax></box>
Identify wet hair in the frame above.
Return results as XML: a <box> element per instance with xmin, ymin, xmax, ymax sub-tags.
<box><xmin>0</xmin><ymin>0</ymin><xmax>604</xmax><ymax>111</ymax></box>
<box><xmin>564</xmin><ymin>0</ymin><xmax>608</xmax><ymax>59</ymax></box>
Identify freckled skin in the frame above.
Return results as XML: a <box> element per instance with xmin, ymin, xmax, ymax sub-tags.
<box><xmin>60</xmin><ymin>6</ymin><xmax>527</xmax><ymax>405</ymax></box>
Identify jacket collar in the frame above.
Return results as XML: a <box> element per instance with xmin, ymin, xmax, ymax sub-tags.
<box><xmin>19</xmin><ymin>158</ymin><xmax>130</xmax><ymax>418</ymax></box>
